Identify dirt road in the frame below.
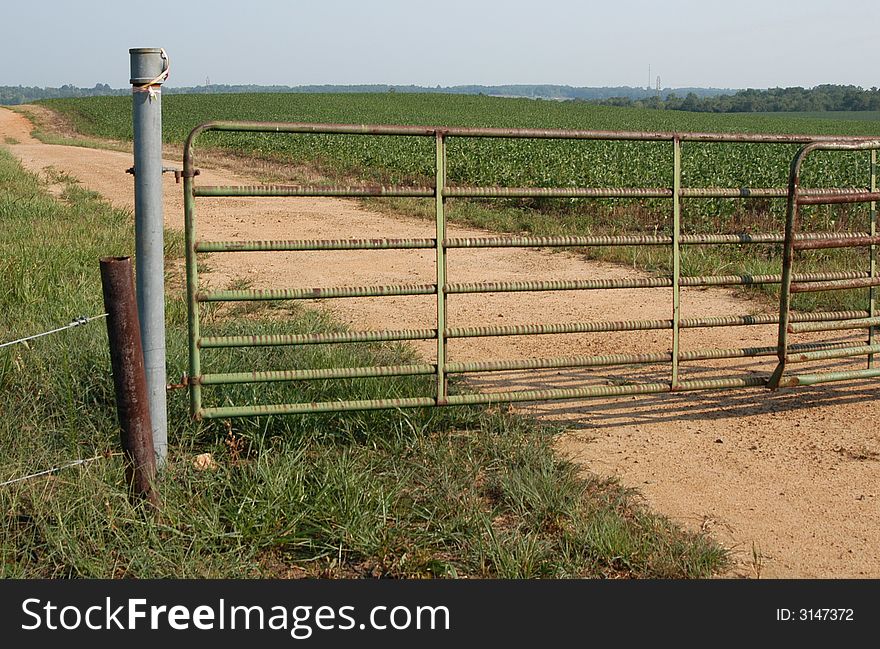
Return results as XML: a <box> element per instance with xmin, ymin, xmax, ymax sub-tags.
<box><xmin>3</xmin><ymin>106</ymin><xmax>878</xmax><ymax>578</ymax></box>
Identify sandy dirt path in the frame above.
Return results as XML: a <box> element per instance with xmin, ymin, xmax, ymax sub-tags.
<box><xmin>3</xmin><ymin>106</ymin><xmax>878</xmax><ymax>578</ymax></box>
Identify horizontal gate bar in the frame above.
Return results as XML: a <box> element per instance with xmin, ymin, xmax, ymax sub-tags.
<box><xmin>679</xmin><ymin>340</ymin><xmax>855</xmax><ymax>361</ymax></box>
<box><xmin>443</xmin><ymin>376</ymin><xmax>769</xmax><ymax>406</ymax></box>
<box><xmin>444</xmin><ymin>187</ymin><xmax>864</xmax><ymax>199</ymax></box>
<box><xmin>199</xmin><ymin>374</ymin><xmax>771</xmax><ymax>418</ymax></box>
<box><xmin>787</xmin><ymin>344</ymin><xmax>880</xmax><ymax>363</ymax></box>
<box><xmin>448</xmin><ymin>311</ymin><xmax>865</xmax><ymax>339</ymax></box>
<box><xmin>790</xmin><ymin>276</ymin><xmax>880</xmax><ymax>293</ymax></box>
<box><xmin>680</xmin><ymin>187</ymin><xmax>863</xmax><ymax>199</ymax></box>
<box><xmin>196</xmin><ymin>341</ymin><xmax>856</xmax><ymax>386</ymax></box>
<box><xmin>199</xmin><ymin>396</ymin><xmax>438</xmax><ymax>419</ymax></box>
<box><xmin>444</xmin><ymin>187</ymin><xmax>672</xmax><ymax>198</ymax></box>
<box><xmin>194</xmin><ymin>185</ymin><xmax>434</xmax><ymax>198</ymax></box>
<box><xmin>200</xmin><ymin>274</ymin><xmax>868</xmax><ymax>304</ymax></box>
<box><xmin>447</xmin><ymin>319</ymin><xmax>671</xmax><ymax>337</ymax></box>
<box><xmin>445</xmin><ymin>352</ymin><xmax>671</xmax><ymax>373</ymax></box>
<box><xmin>445</xmin><ymin>272</ymin><xmax>863</xmax><ymax>295</ymax></box>
<box><xmin>193</xmin><ymin>231</ymin><xmax>874</xmax><ymax>254</ymax></box>
<box><xmin>199</xmin><ymin>363</ymin><xmax>436</xmax><ymax>384</ymax></box>
<box><xmin>445</xmin><ymin>235</ymin><xmax>671</xmax><ymax>247</ymax></box>
<box><xmin>198</xmin><ymin>311</ymin><xmax>867</xmax><ymax>350</ymax></box>
<box><xmin>196</xmin><ymin>238</ymin><xmax>437</xmax><ymax>252</ymax></box>
<box><xmin>445</xmin><ymin>232</ymin><xmax>871</xmax><ymax>248</ymax></box>
<box><xmin>792</xmin><ymin>234</ymin><xmax>880</xmax><ymax>250</ymax></box>
<box><xmin>198</xmin><ymin>328</ymin><xmax>437</xmax><ymax>348</ymax></box>
<box><xmin>189</xmin><ymin>120</ymin><xmax>879</xmax><ymax>144</ymax></box>
<box><xmin>193</xmin><ymin>184</ymin><xmax>870</xmax><ymax>201</ymax></box>
<box><xmin>681</xmin><ymin>271</ymin><xmax>865</xmax><ymax>287</ymax></box>
<box><xmin>445</xmin><ymin>278</ymin><xmax>671</xmax><ymax>293</ymax></box>
<box><xmin>797</xmin><ymin>191</ymin><xmax>880</xmax><ymax>205</ymax></box>
<box><xmin>788</xmin><ymin>315</ymin><xmax>880</xmax><ymax>333</ymax></box>
<box><xmin>197</xmin><ymin>284</ymin><xmax>436</xmax><ymax>301</ymax></box>
<box><xmin>679</xmin><ymin>310</ymin><xmax>866</xmax><ymax>328</ymax></box>
<box><xmin>444</xmin><ymin>342</ymin><xmax>854</xmax><ymax>374</ymax></box>
<box><xmin>780</xmin><ymin>368</ymin><xmax>880</xmax><ymax>387</ymax></box>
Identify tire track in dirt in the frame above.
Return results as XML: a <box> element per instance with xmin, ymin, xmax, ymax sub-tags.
<box><xmin>3</xmin><ymin>106</ymin><xmax>878</xmax><ymax>577</ymax></box>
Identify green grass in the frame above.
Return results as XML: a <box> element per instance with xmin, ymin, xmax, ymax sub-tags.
<box><xmin>40</xmin><ymin>94</ymin><xmax>879</xmax><ymax>313</ymax></box>
<box><xmin>0</xmin><ymin>146</ymin><xmax>726</xmax><ymax>578</ymax></box>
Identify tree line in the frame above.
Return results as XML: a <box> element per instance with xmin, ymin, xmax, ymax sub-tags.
<box><xmin>590</xmin><ymin>85</ymin><xmax>880</xmax><ymax>112</ymax></box>
<box><xmin>0</xmin><ymin>83</ymin><xmax>729</xmax><ymax>106</ymax></box>
<box><xmin>3</xmin><ymin>83</ymin><xmax>879</xmax><ymax>112</ymax></box>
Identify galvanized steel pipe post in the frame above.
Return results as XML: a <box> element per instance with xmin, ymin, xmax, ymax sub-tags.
<box><xmin>130</xmin><ymin>48</ymin><xmax>168</xmax><ymax>466</ymax></box>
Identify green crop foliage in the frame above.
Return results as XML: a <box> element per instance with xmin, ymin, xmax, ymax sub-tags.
<box><xmin>42</xmin><ymin>93</ymin><xmax>880</xmax><ymax>196</ymax></box>
<box><xmin>41</xmin><ymin>94</ymin><xmax>880</xmax><ymax>312</ymax></box>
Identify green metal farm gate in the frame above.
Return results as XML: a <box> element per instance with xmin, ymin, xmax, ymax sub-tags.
<box><xmin>182</xmin><ymin>122</ymin><xmax>880</xmax><ymax>420</ymax></box>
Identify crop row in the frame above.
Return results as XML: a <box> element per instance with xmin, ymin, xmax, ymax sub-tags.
<box><xmin>44</xmin><ymin>93</ymin><xmax>880</xmax><ymax>230</ymax></box>
<box><xmin>45</xmin><ymin>93</ymin><xmax>880</xmax><ymax>178</ymax></box>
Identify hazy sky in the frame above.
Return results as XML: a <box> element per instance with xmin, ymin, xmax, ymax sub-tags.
<box><xmin>2</xmin><ymin>0</ymin><xmax>878</xmax><ymax>89</ymax></box>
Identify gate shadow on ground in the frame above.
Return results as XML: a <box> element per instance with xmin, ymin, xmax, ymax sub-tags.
<box><xmin>463</xmin><ymin>353</ymin><xmax>877</xmax><ymax>430</ymax></box>
<box><xmin>518</xmin><ymin>383</ymin><xmax>877</xmax><ymax>431</ymax></box>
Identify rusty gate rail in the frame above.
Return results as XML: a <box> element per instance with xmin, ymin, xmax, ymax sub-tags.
<box><xmin>183</xmin><ymin>122</ymin><xmax>879</xmax><ymax>420</ymax></box>
<box><xmin>771</xmin><ymin>139</ymin><xmax>880</xmax><ymax>388</ymax></box>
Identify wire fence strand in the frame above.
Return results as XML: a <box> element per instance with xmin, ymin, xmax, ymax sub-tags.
<box><xmin>0</xmin><ymin>313</ymin><xmax>108</xmax><ymax>350</ymax></box>
<box><xmin>0</xmin><ymin>452</ymin><xmax>123</xmax><ymax>488</ymax></box>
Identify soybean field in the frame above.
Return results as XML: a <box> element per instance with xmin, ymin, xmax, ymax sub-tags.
<box><xmin>42</xmin><ymin>93</ymin><xmax>880</xmax><ymax>312</ymax></box>
<box><xmin>43</xmin><ymin>93</ymin><xmax>880</xmax><ymax>193</ymax></box>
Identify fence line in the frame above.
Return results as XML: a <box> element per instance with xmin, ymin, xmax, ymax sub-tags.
<box><xmin>0</xmin><ymin>452</ymin><xmax>122</xmax><ymax>488</ymax></box>
<box><xmin>0</xmin><ymin>313</ymin><xmax>108</xmax><ymax>350</ymax></box>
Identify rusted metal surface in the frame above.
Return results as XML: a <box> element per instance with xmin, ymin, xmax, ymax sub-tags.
<box><xmin>790</xmin><ymin>276</ymin><xmax>880</xmax><ymax>293</ymax></box>
<box><xmin>195</xmin><ymin>183</ymin><xmax>871</xmax><ymax>201</ymax></box>
<box><xmin>797</xmin><ymin>191</ymin><xmax>880</xmax><ymax>205</ymax></box>
<box><xmin>444</xmin><ymin>186</ymin><xmax>673</xmax><ymax>198</ymax></box>
<box><xmin>196</xmin><ymin>238</ymin><xmax>436</xmax><ymax>252</ymax></box>
<box><xmin>871</xmin><ymin>150</ymin><xmax>877</xmax><ymax>368</ymax></box>
<box><xmin>183</xmin><ymin>120</ymin><xmax>880</xmax><ymax>149</ymax></box>
<box><xmin>771</xmin><ymin>139</ymin><xmax>880</xmax><ymax>389</ymax></box>
<box><xmin>100</xmin><ymin>257</ymin><xmax>159</xmax><ymax>509</ymax></box>
<box><xmin>194</xmin><ymin>184</ymin><xmax>435</xmax><ymax>198</ymax></box>
<box><xmin>681</xmin><ymin>187</ymin><xmax>863</xmax><ymax>198</ymax></box>
<box><xmin>792</xmin><ymin>234</ymin><xmax>880</xmax><ymax>250</ymax></box>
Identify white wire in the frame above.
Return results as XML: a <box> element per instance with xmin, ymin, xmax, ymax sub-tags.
<box><xmin>0</xmin><ymin>453</ymin><xmax>120</xmax><ymax>488</ymax></box>
<box><xmin>0</xmin><ymin>313</ymin><xmax>107</xmax><ymax>350</ymax></box>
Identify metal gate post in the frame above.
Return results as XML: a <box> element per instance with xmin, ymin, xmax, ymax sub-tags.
<box><xmin>869</xmin><ymin>149</ymin><xmax>877</xmax><ymax>368</ymax></box>
<box><xmin>130</xmin><ymin>48</ymin><xmax>168</xmax><ymax>466</ymax></box>
<box><xmin>435</xmin><ymin>132</ymin><xmax>449</xmax><ymax>403</ymax></box>
<box><xmin>769</xmin><ymin>145</ymin><xmax>808</xmax><ymax>388</ymax></box>
<box><xmin>671</xmin><ymin>137</ymin><xmax>682</xmax><ymax>388</ymax></box>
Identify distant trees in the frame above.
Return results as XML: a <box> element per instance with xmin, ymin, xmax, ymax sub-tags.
<box><xmin>3</xmin><ymin>83</ymin><xmax>879</xmax><ymax>112</ymax></box>
<box><xmin>587</xmin><ymin>85</ymin><xmax>880</xmax><ymax>113</ymax></box>
<box><xmin>0</xmin><ymin>83</ymin><xmax>127</xmax><ymax>105</ymax></box>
